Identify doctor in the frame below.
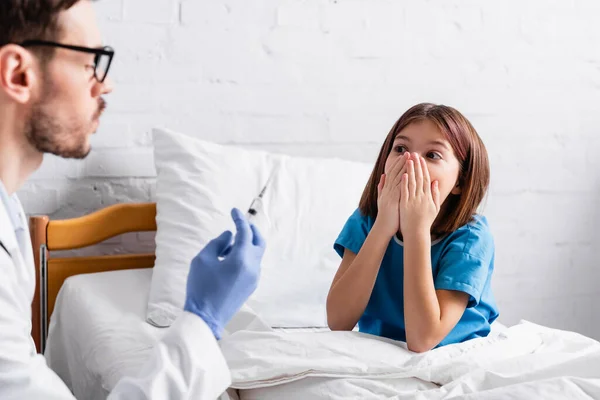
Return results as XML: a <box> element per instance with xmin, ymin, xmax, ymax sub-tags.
<box><xmin>0</xmin><ymin>0</ymin><xmax>265</xmax><ymax>399</ymax></box>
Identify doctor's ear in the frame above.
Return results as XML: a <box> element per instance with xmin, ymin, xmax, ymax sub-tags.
<box><xmin>0</xmin><ymin>45</ymin><xmax>38</xmax><ymax>104</ymax></box>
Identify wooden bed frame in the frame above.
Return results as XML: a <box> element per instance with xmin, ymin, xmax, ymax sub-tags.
<box><xmin>29</xmin><ymin>202</ymin><xmax>157</xmax><ymax>354</ymax></box>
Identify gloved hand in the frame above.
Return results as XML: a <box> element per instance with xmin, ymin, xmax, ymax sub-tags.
<box><xmin>184</xmin><ymin>208</ymin><xmax>266</xmax><ymax>339</ymax></box>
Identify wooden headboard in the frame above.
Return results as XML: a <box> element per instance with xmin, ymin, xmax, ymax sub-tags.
<box><xmin>29</xmin><ymin>203</ymin><xmax>158</xmax><ymax>353</ymax></box>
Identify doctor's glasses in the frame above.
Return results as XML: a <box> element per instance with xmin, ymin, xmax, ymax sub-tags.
<box><xmin>19</xmin><ymin>40</ymin><xmax>114</xmax><ymax>83</ymax></box>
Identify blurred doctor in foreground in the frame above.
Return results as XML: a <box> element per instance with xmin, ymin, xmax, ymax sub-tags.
<box><xmin>0</xmin><ymin>1</ymin><xmax>265</xmax><ymax>398</ymax></box>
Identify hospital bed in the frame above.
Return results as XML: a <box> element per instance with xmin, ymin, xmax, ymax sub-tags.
<box><xmin>30</xmin><ymin>202</ymin><xmax>323</xmax><ymax>399</ymax></box>
<box><xmin>31</xmin><ymin>203</ymin><xmax>600</xmax><ymax>400</ymax></box>
<box><xmin>30</xmin><ymin>202</ymin><xmax>157</xmax><ymax>355</ymax></box>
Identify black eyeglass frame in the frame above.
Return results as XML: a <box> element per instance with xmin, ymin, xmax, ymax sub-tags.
<box><xmin>19</xmin><ymin>39</ymin><xmax>115</xmax><ymax>83</ymax></box>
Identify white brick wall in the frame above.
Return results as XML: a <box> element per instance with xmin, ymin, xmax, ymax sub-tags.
<box><xmin>18</xmin><ymin>0</ymin><xmax>600</xmax><ymax>339</ymax></box>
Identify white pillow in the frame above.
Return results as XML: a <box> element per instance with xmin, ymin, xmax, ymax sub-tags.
<box><xmin>148</xmin><ymin>128</ymin><xmax>273</xmax><ymax>327</ymax></box>
<box><xmin>148</xmin><ymin>127</ymin><xmax>373</xmax><ymax>328</ymax></box>
<box><xmin>247</xmin><ymin>154</ymin><xmax>372</xmax><ymax>327</ymax></box>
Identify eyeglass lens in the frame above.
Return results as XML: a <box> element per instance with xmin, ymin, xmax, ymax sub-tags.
<box><xmin>94</xmin><ymin>53</ymin><xmax>111</xmax><ymax>82</ymax></box>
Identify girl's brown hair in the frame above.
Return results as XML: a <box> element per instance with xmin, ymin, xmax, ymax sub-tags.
<box><xmin>359</xmin><ymin>103</ymin><xmax>490</xmax><ymax>235</ymax></box>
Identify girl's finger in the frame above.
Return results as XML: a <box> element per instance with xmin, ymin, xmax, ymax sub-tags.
<box><xmin>414</xmin><ymin>153</ymin><xmax>423</xmax><ymax>194</ymax></box>
<box><xmin>407</xmin><ymin>159</ymin><xmax>416</xmax><ymax>197</ymax></box>
<box><xmin>401</xmin><ymin>173</ymin><xmax>409</xmax><ymax>205</ymax></box>
<box><xmin>377</xmin><ymin>174</ymin><xmax>385</xmax><ymax>196</ymax></box>
<box><xmin>421</xmin><ymin>157</ymin><xmax>431</xmax><ymax>194</ymax></box>
<box><xmin>397</xmin><ymin>163</ymin><xmax>407</xmax><ymax>200</ymax></box>
<box><xmin>391</xmin><ymin>153</ymin><xmax>409</xmax><ymax>186</ymax></box>
<box><xmin>432</xmin><ymin>181</ymin><xmax>441</xmax><ymax>211</ymax></box>
<box><xmin>388</xmin><ymin>154</ymin><xmax>404</xmax><ymax>181</ymax></box>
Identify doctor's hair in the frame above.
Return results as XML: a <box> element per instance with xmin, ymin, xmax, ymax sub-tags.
<box><xmin>359</xmin><ymin>103</ymin><xmax>490</xmax><ymax>236</ymax></box>
<box><xmin>0</xmin><ymin>0</ymin><xmax>92</xmax><ymax>59</ymax></box>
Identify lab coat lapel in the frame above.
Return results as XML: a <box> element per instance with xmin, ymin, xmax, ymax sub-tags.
<box><xmin>0</xmin><ymin>198</ymin><xmax>19</xmax><ymax>258</ymax></box>
<box><xmin>14</xmin><ymin>196</ymin><xmax>34</xmax><ymax>271</ymax></box>
<box><xmin>0</xmin><ymin>195</ymin><xmax>34</xmax><ymax>298</ymax></box>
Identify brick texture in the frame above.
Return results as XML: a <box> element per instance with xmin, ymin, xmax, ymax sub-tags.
<box><xmin>18</xmin><ymin>0</ymin><xmax>600</xmax><ymax>339</ymax></box>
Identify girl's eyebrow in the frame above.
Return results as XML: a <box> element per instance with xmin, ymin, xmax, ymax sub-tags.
<box><xmin>394</xmin><ymin>135</ymin><xmax>411</xmax><ymax>142</ymax></box>
<box><xmin>394</xmin><ymin>135</ymin><xmax>450</xmax><ymax>151</ymax></box>
<box><xmin>430</xmin><ymin>139</ymin><xmax>451</xmax><ymax>151</ymax></box>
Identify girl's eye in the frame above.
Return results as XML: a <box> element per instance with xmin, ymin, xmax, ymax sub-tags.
<box><xmin>427</xmin><ymin>152</ymin><xmax>442</xmax><ymax>160</ymax></box>
<box><xmin>394</xmin><ymin>145</ymin><xmax>407</xmax><ymax>154</ymax></box>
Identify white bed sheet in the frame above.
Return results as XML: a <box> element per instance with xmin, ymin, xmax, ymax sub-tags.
<box><xmin>45</xmin><ymin>268</ymin><xmax>600</xmax><ymax>400</ymax></box>
<box><xmin>45</xmin><ymin>268</ymin><xmax>162</xmax><ymax>400</ymax></box>
<box><xmin>222</xmin><ymin>323</ymin><xmax>600</xmax><ymax>399</ymax></box>
<box><xmin>44</xmin><ymin>268</ymin><xmax>321</xmax><ymax>400</ymax></box>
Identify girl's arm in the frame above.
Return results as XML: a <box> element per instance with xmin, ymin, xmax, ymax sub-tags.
<box><xmin>403</xmin><ymin>231</ymin><xmax>469</xmax><ymax>352</ymax></box>
<box><xmin>400</xmin><ymin>155</ymin><xmax>469</xmax><ymax>352</ymax></box>
<box><xmin>327</xmin><ymin>154</ymin><xmax>409</xmax><ymax>331</ymax></box>
<box><xmin>326</xmin><ymin>222</ymin><xmax>391</xmax><ymax>331</ymax></box>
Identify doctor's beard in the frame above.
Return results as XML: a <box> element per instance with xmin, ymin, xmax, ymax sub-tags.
<box><xmin>24</xmin><ymin>94</ymin><xmax>106</xmax><ymax>160</ymax></box>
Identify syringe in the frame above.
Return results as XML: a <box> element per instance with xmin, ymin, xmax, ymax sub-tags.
<box><xmin>246</xmin><ymin>172</ymin><xmax>274</xmax><ymax>222</ymax></box>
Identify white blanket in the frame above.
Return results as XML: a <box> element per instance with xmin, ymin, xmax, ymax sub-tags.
<box><xmin>220</xmin><ymin>321</ymin><xmax>600</xmax><ymax>399</ymax></box>
<box><xmin>47</xmin><ymin>270</ymin><xmax>600</xmax><ymax>399</ymax></box>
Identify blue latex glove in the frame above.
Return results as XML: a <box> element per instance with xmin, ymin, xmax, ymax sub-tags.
<box><xmin>184</xmin><ymin>208</ymin><xmax>266</xmax><ymax>339</ymax></box>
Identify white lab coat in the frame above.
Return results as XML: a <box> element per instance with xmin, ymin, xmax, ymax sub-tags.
<box><xmin>0</xmin><ymin>191</ymin><xmax>231</xmax><ymax>399</ymax></box>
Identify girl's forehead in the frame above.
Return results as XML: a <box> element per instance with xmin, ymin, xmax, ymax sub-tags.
<box><xmin>394</xmin><ymin>120</ymin><xmax>447</xmax><ymax>144</ymax></box>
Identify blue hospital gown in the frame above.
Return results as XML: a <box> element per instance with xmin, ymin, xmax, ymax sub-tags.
<box><xmin>334</xmin><ymin>209</ymin><xmax>499</xmax><ymax>347</ymax></box>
